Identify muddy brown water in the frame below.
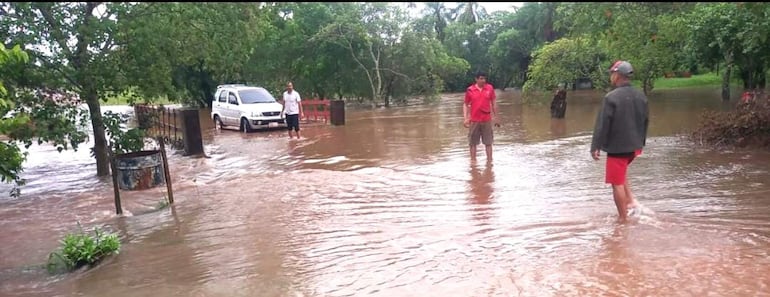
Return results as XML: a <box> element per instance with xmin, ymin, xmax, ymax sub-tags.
<box><xmin>2</xmin><ymin>88</ymin><xmax>770</xmax><ymax>297</ymax></box>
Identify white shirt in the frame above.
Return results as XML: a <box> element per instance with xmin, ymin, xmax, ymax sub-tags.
<box><xmin>283</xmin><ymin>90</ymin><xmax>301</xmax><ymax>115</ymax></box>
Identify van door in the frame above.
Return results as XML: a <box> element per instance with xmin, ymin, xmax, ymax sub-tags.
<box><xmin>211</xmin><ymin>90</ymin><xmax>227</xmax><ymax>121</ymax></box>
<box><xmin>227</xmin><ymin>91</ymin><xmax>240</xmax><ymax>126</ymax></box>
<box><xmin>214</xmin><ymin>90</ymin><xmax>228</xmax><ymax>124</ymax></box>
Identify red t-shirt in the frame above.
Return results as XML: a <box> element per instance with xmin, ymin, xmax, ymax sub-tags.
<box><xmin>464</xmin><ymin>83</ymin><xmax>496</xmax><ymax>122</ymax></box>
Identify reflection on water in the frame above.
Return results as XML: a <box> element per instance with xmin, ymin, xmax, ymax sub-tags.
<box><xmin>1</xmin><ymin>88</ymin><xmax>770</xmax><ymax>296</ymax></box>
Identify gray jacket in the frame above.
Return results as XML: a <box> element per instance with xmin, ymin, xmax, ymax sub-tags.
<box><xmin>590</xmin><ymin>83</ymin><xmax>649</xmax><ymax>154</ymax></box>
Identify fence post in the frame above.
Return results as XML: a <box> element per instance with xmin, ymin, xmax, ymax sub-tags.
<box><xmin>330</xmin><ymin>100</ymin><xmax>345</xmax><ymax>126</ymax></box>
<box><xmin>108</xmin><ymin>146</ymin><xmax>123</xmax><ymax>215</ymax></box>
<box><xmin>179</xmin><ymin>108</ymin><xmax>205</xmax><ymax>156</ymax></box>
<box><xmin>158</xmin><ymin>138</ymin><xmax>174</xmax><ymax>204</ymax></box>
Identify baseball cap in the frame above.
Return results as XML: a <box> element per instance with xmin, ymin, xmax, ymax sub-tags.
<box><xmin>609</xmin><ymin>60</ymin><xmax>634</xmax><ymax>76</ymax></box>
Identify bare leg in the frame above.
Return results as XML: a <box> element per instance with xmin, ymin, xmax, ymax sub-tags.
<box><xmin>295</xmin><ymin>129</ymin><xmax>301</xmax><ymax>139</ymax></box>
<box><xmin>470</xmin><ymin>145</ymin><xmax>477</xmax><ymax>162</ymax></box>
<box><xmin>288</xmin><ymin>130</ymin><xmax>294</xmax><ymax>139</ymax></box>
<box><xmin>625</xmin><ymin>181</ymin><xmax>638</xmax><ymax>209</ymax></box>
<box><xmin>485</xmin><ymin>145</ymin><xmax>493</xmax><ymax>164</ymax></box>
<box><xmin>612</xmin><ymin>184</ymin><xmax>629</xmax><ymax>222</ymax></box>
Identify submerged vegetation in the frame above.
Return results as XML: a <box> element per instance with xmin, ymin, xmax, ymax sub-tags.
<box><xmin>693</xmin><ymin>99</ymin><xmax>770</xmax><ymax>148</ymax></box>
<box><xmin>47</xmin><ymin>224</ymin><xmax>121</xmax><ymax>274</ymax></box>
<box><xmin>2</xmin><ymin>2</ymin><xmax>770</xmax><ymax>195</ymax></box>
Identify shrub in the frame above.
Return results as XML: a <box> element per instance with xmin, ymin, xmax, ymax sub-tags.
<box><xmin>692</xmin><ymin>98</ymin><xmax>770</xmax><ymax>148</ymax></box>
<box><xmin>47</xmin><ymin>224</ymin><xmax>121</xmax><ymax>274</ymax></box>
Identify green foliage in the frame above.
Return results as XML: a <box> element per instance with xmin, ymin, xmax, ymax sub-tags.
<box><xmin>1</xmin><ymin>43</ymin><xmax>90</xmax><ymax>196</ymax></box>
<box><xmin>102</xmin><ymin>111</ymin><xmax>147</xmax><ymax>155</ymax></box>
<box><xmin>523</xmin><ymin>36</ymin><xmax>608</xmax><ymax>94</ymax></box>
<box><xmin>4</xmin><ymin>1</ymin><xmax>770</xmax><ymax>186</ymax></box>
<box><xmin>0</xmin><ymin>44</ymin><xmax>29</xmax><ymax>192</ymax></box>
<box><xmin>47</xmin><ymin>224</ymin><xmax>121</xmax><ymax>274</ymax></box>
<box><xmin>653</xmin><ymin>73</ymin><xmax>739</xmax><ymax>90</ymax></box>
<box><xmin>156</xmin><ymin>198</ymin><xmax>170</xmax><ymax>210</ymax></box>
<box><xmin>554</xmin><ymin>3</ymin><xmax>694</xmax><ymax>94</ymax></box>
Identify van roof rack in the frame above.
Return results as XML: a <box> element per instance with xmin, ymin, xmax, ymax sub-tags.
<box><xmin>217</xmin><ymin>84</ymin><xmax>247</xmax><ymax>89</ymax></box>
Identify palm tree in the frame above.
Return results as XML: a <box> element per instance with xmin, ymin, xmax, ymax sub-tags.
<box><xmin>450</xmin><ymin>2</ymin><xmax>488</xmax><ymax>25</ymax></box>
<box><xmin>422</xmin><ymin>2</ymin><xmax>451</xmax><ymax>42</ymax></box>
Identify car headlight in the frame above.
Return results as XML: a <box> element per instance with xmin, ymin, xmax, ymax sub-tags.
<box><xmin>251</xmin><ymin>112</ymin><xmax>259</xmax><ymax>117</ymax></box>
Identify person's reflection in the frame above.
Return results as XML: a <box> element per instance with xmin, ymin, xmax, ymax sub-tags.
<box><xmin>597</xmin><ymin>224</ymin><xmax>634</xmax><ymax>286</ymax></box>
<box><xmin>468</xmin><ymin>165</ymin><xmax>495</xmax><ymax>222</ymax></box>
<box><xmin>550</xmin><ymin>118</ymin><xmax>567</xmax><ymax>138</ymax></box>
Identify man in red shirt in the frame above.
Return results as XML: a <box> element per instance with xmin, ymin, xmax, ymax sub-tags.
<box><xmin>464</xmin><ymin>71</ymin><xmax>499</xmax><ymax>163</ymax></box>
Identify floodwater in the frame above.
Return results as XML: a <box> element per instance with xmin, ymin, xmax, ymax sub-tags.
<box><xmin>2</xmin><ymin>88</ymin><xmax>770</xmax><ymax>297</ymax></box>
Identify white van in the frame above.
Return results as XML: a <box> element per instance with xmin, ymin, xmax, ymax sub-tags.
<box><xmin>211</xmin><ymin>84</ymin><xmax>286</xmax><ymax>132</ymax></box>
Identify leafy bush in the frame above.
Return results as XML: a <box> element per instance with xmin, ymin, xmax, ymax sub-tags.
<box><xmin>102</xmin><ymin>110</ymin><xmax>148</xmax><ymax>155</ymax></box>
<box><xmin>47</xmin><ymin>225</ymin><xmax>121</xmax><ymax>274</ymax></box>
<box><xmin>692</xmin><ymin>99</ymin><xmax>770</xmax><ymax>148</ymax></box>
<box><xmin>156</xmin><ymin>197</ymin><xmax>170</xmax><ymax>210</ymax></box>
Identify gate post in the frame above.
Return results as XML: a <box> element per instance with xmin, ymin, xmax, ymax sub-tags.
<box><xmin>330</xmin><ymin>100</ymin><xmax>345</xmax><ymax>126</ymax></box>
<box><xmin>179</xmin><ymin>108</ymin><xmax>205</xmax><ymax>156</ymax></box>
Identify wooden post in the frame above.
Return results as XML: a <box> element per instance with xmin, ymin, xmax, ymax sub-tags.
<box><xmin>108</xmin><ymin>146</ymin><xmax>123</xmax><ymax>215</ymax></box>
<box><xmin>179</xmin><ymin>108</ymin><xmax>204</xmax><ymax>156</ymax></box>
<box><xmin>159</xmin><ymin>138</ymin><xmax>175</xmax><ymax>204</ymax></box>
<box><xmin>330</xmin><ymin>100</ymin><xmax>345</xmax><ymax>126</ymax></box>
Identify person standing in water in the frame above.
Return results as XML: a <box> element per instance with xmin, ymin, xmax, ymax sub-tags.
<box><xmin>590</xmin><ymin>61</ymin><xmax>649</xmax><ymax>222</ymax></box>
<box><xmin>282</xmin><ymin>82</ymin><xmax>303</xmax><ymax>139</ymax></box>
<box><xmin>463</xmin><ymin>71</ymin><xmax>500</xmax><ymax>164</ymax></box>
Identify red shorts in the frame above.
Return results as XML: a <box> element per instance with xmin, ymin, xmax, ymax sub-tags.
<box><xmin>605</xmin><ymin>149</ymin><xmax>642</xmax><ymax>185</ymax></box>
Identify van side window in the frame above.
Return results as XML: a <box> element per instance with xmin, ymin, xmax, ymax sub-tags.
<box><xmin>228</xmin><ymin>93</ymin><xmax>238</xmax><ymax>105</ymax></box>
<box><xmin>218</xmin><ymin>91</ymin><xmax>227</xmax><ymax>103</ymax></box>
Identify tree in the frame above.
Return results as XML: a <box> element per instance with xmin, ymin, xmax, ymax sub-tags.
<box><xmin>379</xmin><ymin>28</ymin><xmax>469</xmax><ymax>104</ymax></box>
<box><xmin>557</xmin><ymin>3</ymin><xmax>692</xmax><ymax>94</ymax></box>
<box><xmin>451</xmin><ymin>2</ymin><xmax>488</xmax><ymax>25</ymax></box>
<box><xmin>683</xmin><ymin>3</ymin><xmax>770</xmax><ymax>98</ymax></box>
<box><xmin>313</xmin><ymin>3</ymin><xmax>409</xmax><ymax>106</ymax></box>
<box><xmin>419</xmin><ymin>2</ymin><xmax>452</xmax><ymax>42</ymax></box>
<box><xmin>0</xmin><ymin>2</ymin><xmax>135</xmax><ymax>177</ymax></box>
<box><xmin>117</xmin><ymin>2</ymin><xmax>274</xmax><ymax>107</ymax></box>
<box><xmin>0</xmin><ymin>44</ymin><xmax>29</xmax><ymax>192</ymax></box>
<box><xmin>523</xmin><ymin>36</ymin><xmax>608</xmax><ymax>95</ymax></box>
<box><xmin>0</xmin><ymin>43</ymin><xmax>89</xmax><ymax>196</ymax></box>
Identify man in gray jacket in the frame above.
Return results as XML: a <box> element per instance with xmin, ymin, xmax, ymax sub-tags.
<box><xmin>591</xmin><ymin>60</ymin><xmax>649</xmax><ymax>222</ymax></box>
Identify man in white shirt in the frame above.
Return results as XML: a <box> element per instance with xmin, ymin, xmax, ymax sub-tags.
<box><xmin>282</xmin><ymin>82</ymin><xmax>304</xmax><ymax>139</ymax></box>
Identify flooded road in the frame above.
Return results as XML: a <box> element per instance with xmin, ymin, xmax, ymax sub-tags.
<box><xmin>2</xmin><ymin>88</ymin><xmax>770</xmax><ymax>296</ymax></box>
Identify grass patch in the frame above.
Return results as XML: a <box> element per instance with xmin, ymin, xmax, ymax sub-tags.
<box><xmin>652</xmin><ymin>72</ymin><xmax>741</xmax><ymax>90</ymax></box>
<box><xmin>156</xmin><ymin>197</ymin><xmax>170</xmax><ymax>210</ymax></box>
<box><xmin>101</xmin><ymin>88</ymin><xmax>173</xmax><ymax>106</ymax></box>
<box><xmin>46</xmin><ymin>224</ymin><xmax>121</xmax><ymax>274</ymax></box>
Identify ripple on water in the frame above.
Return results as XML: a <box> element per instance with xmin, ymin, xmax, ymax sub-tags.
<box><xmin>3</xmin><ymin>99</ymin><xmax>770</xmax><ymax>297</ymax></box>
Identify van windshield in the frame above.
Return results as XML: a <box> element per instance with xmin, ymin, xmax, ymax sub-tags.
<box><xmin>239</xmin><ymin>89</ymin><xmax>276</xmax><ymax>104</ymax></box>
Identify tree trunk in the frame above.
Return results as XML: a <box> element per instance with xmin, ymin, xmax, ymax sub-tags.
<box><xmin>722</xmin><ymin>52</ymin><xmax>733</xmax><ymax>101</ymax></box>
<box><xmin>643</xmin><ymin>77</ymin><xmax>652</xmax><ymax>95</ymax></box>
<box><xmin>83</xmin><ymin>89</ymin><xmax>110</xmax><ymax>176</ymax></box>
<box><xmin>544</xmin><ymin>3</ymin><xmax>556</xmax><ymax>42</ymax></box>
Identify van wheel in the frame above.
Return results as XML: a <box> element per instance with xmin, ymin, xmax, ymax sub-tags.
<box><xmin>213</xmin><ymin>115</ymin><xmax>223</xmax><ymax>130</ymax></box>
<box><xmin>240</xmin><ymin>118</ymin><xmax>252</xmax><ymax>133</ymax></box>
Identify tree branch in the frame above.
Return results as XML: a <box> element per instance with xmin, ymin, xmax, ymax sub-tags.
<box><xmin>100</xmin><ymin>31</ymin><xmax>114</xmax><ymax>53</ymax></box>
<box><xmin>72</xmin><ymin>2</ymin><xmax>99</xmax><ymax>71</ymax></box>
<box><xmin>380</xmin><ymin>68</ymin><xmax>410</xmax><ymax>78</ymax></box>
<box><xmin>34</xmin><ymin>54</ymin><xmax>81</xmax><ymax>89</ymax></box>
<box><xmin>34</xmin><ymin>3</ymin><xmax>74</xmax><ymax>60</ymax></box>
